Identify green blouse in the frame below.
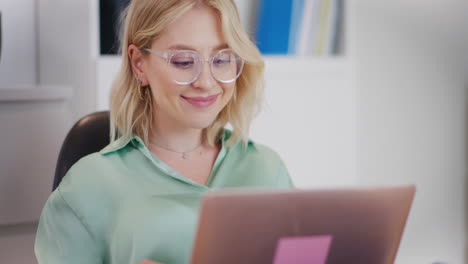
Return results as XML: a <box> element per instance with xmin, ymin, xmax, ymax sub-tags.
<box><xmin>35</xmin><ymin>130</ymin><xmax>294</xmax><ymax>264</ymax></box>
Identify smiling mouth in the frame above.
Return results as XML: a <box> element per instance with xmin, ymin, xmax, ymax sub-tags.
<box><xmin>181</xmin><ymin>94</ymin><xmax>219</xmax><ymax>108</ymax></box>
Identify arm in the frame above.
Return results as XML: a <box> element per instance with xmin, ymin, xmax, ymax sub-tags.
<box><xmin>276</xmin><ymin>161</ymin><xmax>295</xmax><ymax>188</ymax></box>
<box><xmin>35</xmin><ymin>189</ymin><xmax>102</xmax><ymax>264</ymax></box>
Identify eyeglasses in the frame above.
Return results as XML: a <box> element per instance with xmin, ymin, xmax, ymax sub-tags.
<box><xmin>143</xmin><ymin>48</ymin><xmax>244</xmax><ymax>85</ymax></box>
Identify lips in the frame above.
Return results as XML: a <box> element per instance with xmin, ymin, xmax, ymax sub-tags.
<box><xmin>181</xmin><ymin>94</ymin><xmax>219</xmax><ymax>108</ymax></box>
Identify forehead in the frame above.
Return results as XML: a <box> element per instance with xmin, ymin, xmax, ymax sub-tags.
<box><xmin>153</xmin><ymin>5</ymin><xmax>226</xmax><ymax>52</ymax></box>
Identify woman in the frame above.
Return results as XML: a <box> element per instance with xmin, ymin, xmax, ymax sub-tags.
<box><xmin>35</xmin><ymin>0</ymin><xmax>293</xmax><ymax>263</ymax></box>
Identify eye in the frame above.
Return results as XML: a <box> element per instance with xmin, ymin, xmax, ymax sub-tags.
<box><xmin>213</xmin><ymin>52</ymin><xmax>233</xmax><ymax>67</ymax></box>
<box><xmin>170</xmin><ymin>51</ymin><xmax>197</xmax><ymax>69</ymax></box>
<box><xmin>213</xmin><ymin>58</ymin><xmax>231</xmax><ymax>65</ymax></box>
<box><xmin>171</xmin><ymin>60</ymin><xmax>195</xmax><ymax>69</ymax></box>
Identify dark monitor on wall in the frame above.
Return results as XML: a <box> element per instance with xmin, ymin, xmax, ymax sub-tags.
<box><xmin>100</xmin><ymin>0</ymin><xmax>130</xmax><ymax>55</ymax></box>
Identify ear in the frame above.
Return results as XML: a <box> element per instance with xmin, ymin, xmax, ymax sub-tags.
<box><xmin>128</xmin><ymin>44</ymin><xmax>148</xmax><ymax>85</ymax></box>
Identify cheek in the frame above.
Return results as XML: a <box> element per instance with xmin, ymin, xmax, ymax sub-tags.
<box><xmin>151</xmin><ymin>84</ymin><xmax>183</xmax><ymax>106</ymax></box>
<box><xmin>146</xmin><ymin>61</ymin><xmax>174</xmax><ymax>94</ymax></box>
<box><xmin>147</xmin><ymin>69</ymin><xmax>182</xmax><ymax>105</ymax></box>
<box><xmin>149</xmin><ymin>84</ymin><xmax>186</xmax><ymax>114</ymax></box>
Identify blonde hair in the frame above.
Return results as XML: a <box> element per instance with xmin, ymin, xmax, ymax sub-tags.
<box><xmin>109</xmin><ymin>0</ymin><xmax>265</xmax><ymax>147</ymax></box>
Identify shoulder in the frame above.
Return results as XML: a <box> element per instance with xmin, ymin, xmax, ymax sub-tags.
<box><xmin>251</xmin><ymin>142</ymin><xmax>283</xmax><ymax>162</ymax></box>
<box><xmin>57</xmin><ymin>152</ymin><xmax>111</xmax><ymax>201</ymax></box>
<box><xmin>228</xmin><ymin>136</ymin><xmax>283</xmax><ymax>164</ymax></box>
<box><xmin>57</xmin><ymin>145</ymin><xmax>139</xmax><ymax>201</ymax></box>
<box><xmin>57</xmin><ymin>149</ymin><xmax>130</xmax><ymax>209</ymax></box>
<box><xmin>58</xmin><ymin>135</ymin><xmax>146</xmax><ymax>199</ymax></box>
<box><xmin>60</xmin><ymin>136</ymin><xmax>136</xmax><ymax>190</ymax></box>
<box><xmin>222</xmin><ymin>138</ymin><xmax>293</xmax><ymax>187</ymax></box>
<box><xmin>246</xmin><ymin>142</ymin><xmax>294</xmax><ymax>187</ymax></box>
<box><xmin>59</xmin><ymin>152</ymin><xmax>113</xmax><ymax>189</ymax></box>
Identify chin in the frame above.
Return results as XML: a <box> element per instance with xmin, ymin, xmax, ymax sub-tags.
<box><xmin>185</xmin><ymin>115</ymin><xmax>218</xmax><ymax>130</ymax></box>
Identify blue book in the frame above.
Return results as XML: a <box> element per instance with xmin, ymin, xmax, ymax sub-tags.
<box><xmin>256</xmin><ymin>0</ymin><xmax>294</xmax><ymax>54</ymax></box>
<box><xmin>288</xmin><ymin>0</ymin><xmax>305</xmax><ymax>55</ymax></box>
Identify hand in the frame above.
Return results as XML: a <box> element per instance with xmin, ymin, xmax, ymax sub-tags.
<box><xmin>138</xmin><ymin>259</ymin><xmax>163</xmax><ymax>264</ymax></box>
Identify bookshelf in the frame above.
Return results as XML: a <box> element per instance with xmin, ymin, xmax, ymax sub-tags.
<box><xmin>235</xmin><ymin>0</ymin><xmax>346</xmax><ymax>57</ymax></box>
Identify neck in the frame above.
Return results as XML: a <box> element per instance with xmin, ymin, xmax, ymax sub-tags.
<box><xmin>150</xmin><ymin>112</ymin><xmax>204</xmax><ymax>153</ymax></box>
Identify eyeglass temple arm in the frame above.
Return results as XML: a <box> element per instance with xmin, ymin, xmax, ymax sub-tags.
<box><xmin>143</xmin><ymin>48</ymin><xmax>167</xmax><ymax>59</ymax></box>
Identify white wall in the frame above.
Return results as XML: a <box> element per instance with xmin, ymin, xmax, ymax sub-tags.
<box><xmin>0</xmin><ymin>89</ymin><xmax>72</xmax><ymax>264</ymax></box>
<box><xmin>0</xmin><ymin>2</ymin><xmax>81</xmax><ymax>264</ymax></box>
<box><xmin>349</xmin><ymin>1</ymin><xmax>468</xmax><ymax>263</ymax></box>
<box><xmin>38</xmin><ymin>0</ymin><xmax>96</xmax><ymax>121</ymax></box>
<box><xmin>251</xmin><ymin>57</ymin><xmax>356</xmax><ymax>188</ymax></box>
<box><xmin>0</xmin><ymin>0</ymin><xmax>37</xmax><ymax>87</ymax></box>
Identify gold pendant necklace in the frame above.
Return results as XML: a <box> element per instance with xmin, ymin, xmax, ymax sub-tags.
<box><xmin>149</xmin><ymin>140</ymin><xmax>203</xmax><ymax>159</ymax></box>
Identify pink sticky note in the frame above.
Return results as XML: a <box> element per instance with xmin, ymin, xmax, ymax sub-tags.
<box><xmin>273</xmin><ymin>235</ymin><xmax>332</xmax><ymax>264</ymax></box>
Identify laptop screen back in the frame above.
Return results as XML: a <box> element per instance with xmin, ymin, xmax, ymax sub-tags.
<box><xmin>191</xmin><ymin>185</ymin><xmax>415</xmax><ymax>264</ymax></box>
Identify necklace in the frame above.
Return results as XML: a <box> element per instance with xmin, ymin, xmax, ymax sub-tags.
<box><xmin>149</xmin><ymin>140</ymin><xmax>203</xmax><ymax>159</ymax></box>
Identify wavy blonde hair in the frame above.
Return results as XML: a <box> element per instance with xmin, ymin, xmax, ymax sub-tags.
<box><xmin>110</xmin><ymin>0</ymin><xmax>264</xmax><ymax>147</ymax></box>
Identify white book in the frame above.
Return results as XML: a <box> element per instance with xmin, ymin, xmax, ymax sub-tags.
<box><xmin>309</xmin><ymin>0</ymin><xmax>324</xmax><ymax>56</ymax></box>
<box><xmin>316</xmin><ymin>0</ymin><xmax>331</xmax><ymax>56</ymax></box>
<box><xmin>296</xmin><ymin>0</ymin><xmax>316</xmax><ymax>56</ymax></box>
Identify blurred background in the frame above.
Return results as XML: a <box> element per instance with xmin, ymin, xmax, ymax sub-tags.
<box><xmin>0</xmin><ymin>0</ymin><xmax>467</xmax><ymax>263</ymax></box>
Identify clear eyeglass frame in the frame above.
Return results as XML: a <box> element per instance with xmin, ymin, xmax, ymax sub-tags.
<box><xmin>143</xmin><ymin>48</ymin><xmax>245</xmax><ymax>85</ymax></box>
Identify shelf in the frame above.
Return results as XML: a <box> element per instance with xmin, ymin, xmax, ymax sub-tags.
<box><xmin>0</xmin><ymin>85</ymin><xmax>73</xmax><ymax>102</ymax></box>
<box><xmin>264</xmin><ymin>56</ymin><xmax>350</xmax><ymax>80</ymax></box>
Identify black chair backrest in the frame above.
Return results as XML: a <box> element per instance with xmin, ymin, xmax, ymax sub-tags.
<box><xmin>53</xmin><ymin>111</ymin><xmax>110</xmax><ymax>191</ymax></box>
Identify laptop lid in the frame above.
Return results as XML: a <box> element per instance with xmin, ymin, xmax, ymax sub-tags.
<box><xmin>191</xmin><ymin>185</ymin><xmax>415</xmax><ymax>264</ymax></box>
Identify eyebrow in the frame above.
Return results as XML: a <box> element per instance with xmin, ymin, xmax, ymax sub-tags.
<box><xmin>167</xmin><ymin>43</ymin><xmax>229</xmax><ymax>51</ymax></box>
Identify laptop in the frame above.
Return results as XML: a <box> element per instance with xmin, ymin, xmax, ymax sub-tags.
<box><xmin>191</xmin><ymin>185</ymin><xmax>415</xmax><ymax>264</ymax></box>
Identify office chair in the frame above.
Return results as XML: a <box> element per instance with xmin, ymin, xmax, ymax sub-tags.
<box><xmin>53</xmin><ymin>111</ymin><xmax>110</xmax><ymax>191</ymax></box>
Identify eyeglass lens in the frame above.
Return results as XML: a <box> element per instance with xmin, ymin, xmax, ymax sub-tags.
<box><xmin>168</xmin><ymin>50</ymin><xmax>243</xmax><ymax>84</ymax></box>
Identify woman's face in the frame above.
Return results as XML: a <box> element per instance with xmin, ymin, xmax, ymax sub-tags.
<box><xmin>138</xmin><ymin>5</ymin><xmax>236</xmax><ymax>130</ymax></box>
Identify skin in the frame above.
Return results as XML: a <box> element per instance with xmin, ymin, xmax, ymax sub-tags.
<box><xmin>128</xmin><ymin>4</ymin><xmax>237</xmax><ymax>263</ymax></box>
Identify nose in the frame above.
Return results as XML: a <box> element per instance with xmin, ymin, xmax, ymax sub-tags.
<box><xmin>192</xmin><ymin>60</ymin><xmax>216</xmax><ymax>90</ymax></box>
